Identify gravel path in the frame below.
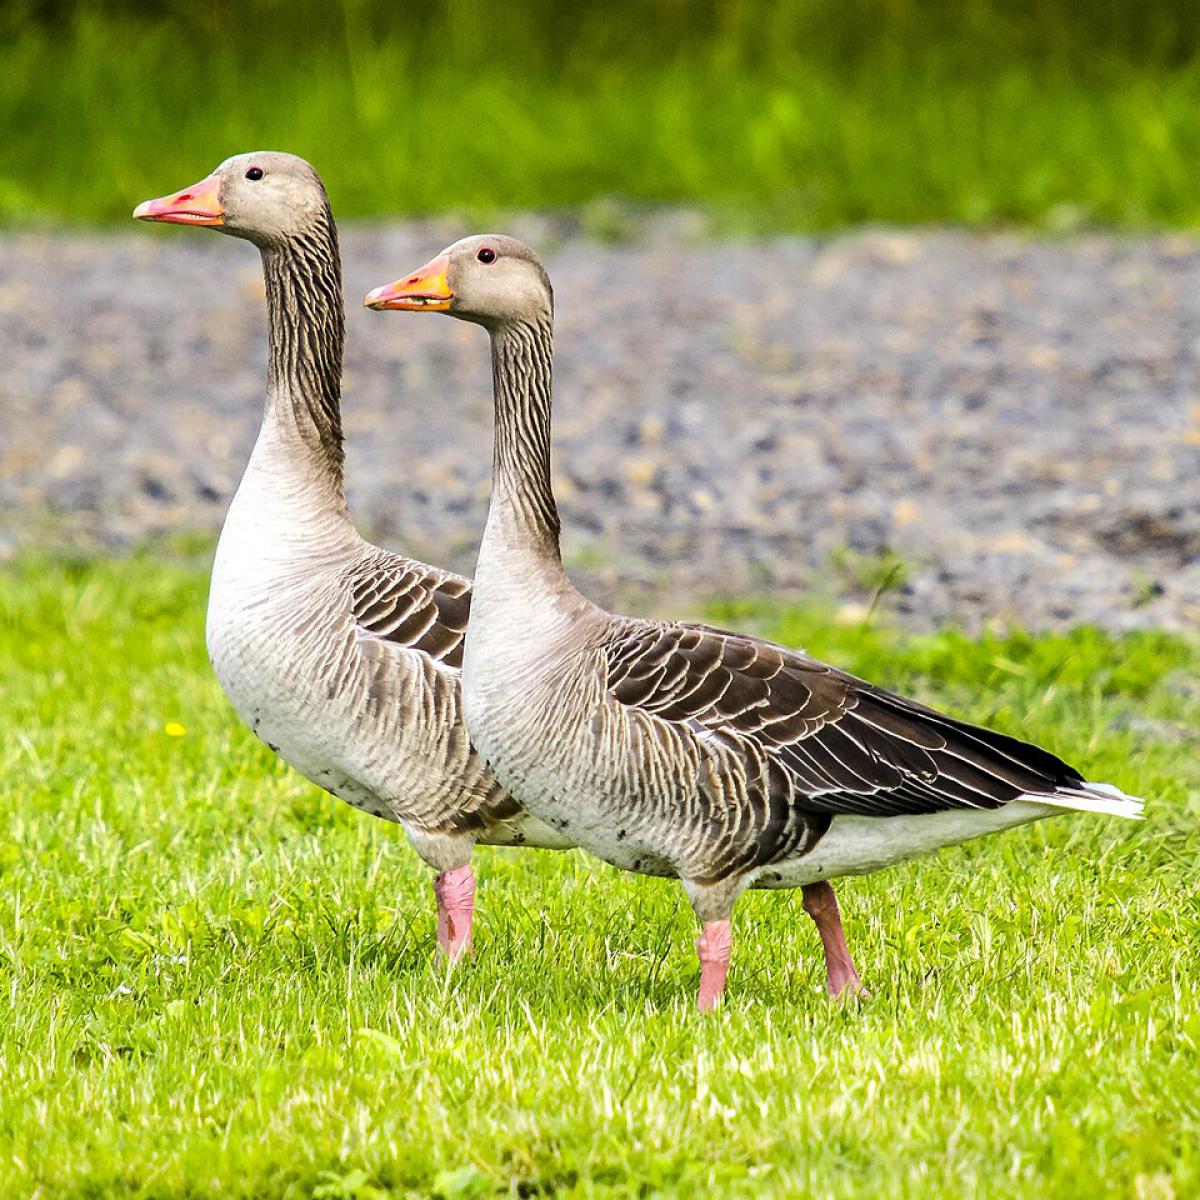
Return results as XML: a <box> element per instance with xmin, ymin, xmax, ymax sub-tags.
<box><xmin>2</xmin><ymin>216</ymin><xmax>1198</xmax><ymax>632</ymax></box>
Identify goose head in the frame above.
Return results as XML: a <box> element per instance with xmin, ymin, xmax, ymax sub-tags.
<box><xmin>133</xmin><ymin>151</ymin><xmax>329</xmax><ymax>247</ymax></box>
<box><xmin>364</xmin><ymin>235</ymin><xmax>552</xmax><ymax>329</ymax></box>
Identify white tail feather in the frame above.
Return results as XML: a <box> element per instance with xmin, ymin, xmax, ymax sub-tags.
<box><xmin>1020</xmin><ymin>781</ymin><xmax>1145</xmax><ymax>820</ymax></box>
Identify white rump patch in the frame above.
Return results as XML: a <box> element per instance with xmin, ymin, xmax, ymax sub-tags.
<box><xmin>1019</xmin><ymin>780</ymin><xmax>1144</xmax><ymax>820</ymax></box>
<box><xmin>754</xmin><ymin>779</ymin><xmax>1143</xmax><ymax>890</ymax></box>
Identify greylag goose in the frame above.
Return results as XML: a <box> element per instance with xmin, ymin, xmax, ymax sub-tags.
<box><xmin>133</xmin><ymin>157</ymin><xmax>572</xmax><ymax>960</ymax></box>
<box><xmin>366</xmin><ymin>235</ymin><xmax>1144</xmax><ymax>1009</ymax></box>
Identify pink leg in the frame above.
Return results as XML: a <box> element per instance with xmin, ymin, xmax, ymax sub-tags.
<box><xmin>696</xmin><ymin>920</ymin><xmax>733</xmax><ymax>1012</ymax></box>
<box><xmin>802</xmin><ymin>881</ymin><xmax>865</xmax><ymax>997</ymax></box>
<box><xmin>433</xmin><ymin>865</ymin><xmax>476</xmax><ymax>961</ymax></box>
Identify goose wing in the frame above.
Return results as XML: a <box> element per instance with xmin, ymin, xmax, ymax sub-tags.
<box><xmin>349</xmin><ymin>555</ymin><xmax>472</xmax><ymax>668</ymax></box>
<box><xmin>603</xmin><ymin>619</ymin><xmax>1084</xmax><ymax>817</ymax></box>
<box><xmin>342</xmin><ymin>554</ymin><xmax>518</xmax><ymax>827</ymax></box>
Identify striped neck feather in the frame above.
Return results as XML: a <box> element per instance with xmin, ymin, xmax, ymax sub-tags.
<box><xmin>489</xmin><ymin>317</ymin><xmax>562</xmax><ymax>559</ymax></box>
<box><xmin>260</xmin><ymin>208</ymin><xmax>346</xmax><ymax>493</ymax></box>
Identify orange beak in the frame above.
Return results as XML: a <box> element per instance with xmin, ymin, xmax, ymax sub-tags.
<box><xmin>132</xmin><ymin>172</ymin><xmax>224</xmax><ymax>226</ymax></box>
<box><xmin>364</xmin><ymin>254</ymin><xmax>453</xmax><ymax>311</ymax></box>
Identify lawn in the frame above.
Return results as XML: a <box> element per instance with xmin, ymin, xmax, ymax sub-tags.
<box><xmin>5</xmin><ymin>1</ymin><xmax>1200</xmax><ymax>229</ymax></box>
<box><xmin>0</xmin><ymin>551</ymin><xmax>1196</xmax><ymax>1198</ymax></box>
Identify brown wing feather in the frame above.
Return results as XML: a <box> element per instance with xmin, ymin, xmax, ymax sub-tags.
<box><xmin>343</xmin><ymin>554</ymin><xmax>523</xmax><ymax>832</ymax></box>
<box><xmin>348</xmin><ymin>553</ymin><xmax>472</xmax><ymax>669</ymax></box>
<box><xmin>605</xmin><ymin>619</ymin><xmax>1084</xmax><ymax>820</ymax></box>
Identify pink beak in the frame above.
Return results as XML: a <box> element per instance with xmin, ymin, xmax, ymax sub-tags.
<box><xmin>132</xmin><ymin>172</ymin><xmax>224</xmax><ymax>226</ymax></box>
<box><xmin>364</xmin><ymin>254</ymin><xmax>454</xmax><ymax>311</ymax></box>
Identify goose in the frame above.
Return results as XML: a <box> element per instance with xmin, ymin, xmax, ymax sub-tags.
<box><xmin>365</xmin><ymin>234</ymin><xmax>1144</xmax><ymax>1010</ymax></box>
<box><xmin>133</xmin><ymin>156</ymin><xmax>573</xmax><ymax>960</ymax></box>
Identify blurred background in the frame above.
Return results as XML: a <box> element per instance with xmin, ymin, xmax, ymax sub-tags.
<box><xmin>1</xmin><ymin>0</ymin><xmax>1198</xmax><ymax>629</ymax></box>
<box><xmin>6</xmin><ymin>11</ymin><xmax>1199</xmax><ymax>1196</ymax></box>
<box><xmin>4</xmin><ymin>0</ymin><xmax>1200</xmax><ymax>227</ymax></box>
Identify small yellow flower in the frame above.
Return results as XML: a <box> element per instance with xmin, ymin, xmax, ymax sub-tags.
<box><xmin>164</xmin><ymin>722</ymin><xmax>187</xmax><ymax>738</ymax></box>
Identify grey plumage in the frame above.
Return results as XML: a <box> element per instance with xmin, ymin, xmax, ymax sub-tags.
<box><xmin>370</xmin><ymin>232</ymin><xmax>1144</xmax><ymax>1006</ymax></box>
<box><xmin>135</xmin><ymin>159</ymin><xmax>570</xmax><ymax>930</ymax></box>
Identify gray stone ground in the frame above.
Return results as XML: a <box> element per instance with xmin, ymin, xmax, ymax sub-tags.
<box><xmin>2</xmin><ymin>215</ymin><xmax>1198</xmax><ymax>632</ymax></box>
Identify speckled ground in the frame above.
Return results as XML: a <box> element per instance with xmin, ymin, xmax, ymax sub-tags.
<box><xmin>2</xmin><ymin>216</ymin><xmax>1197</xmax><ymax>631</ymax></box>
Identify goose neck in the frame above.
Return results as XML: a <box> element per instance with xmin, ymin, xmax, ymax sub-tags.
<box><xmin>487</xmin><ymin>317</ymin><xmax>562</xmax><ymax>560</ymax></box>
<box><xmin>258</xmin><ymin>213</ymin><xmax>346</xmax><ymax>499</ymax></box>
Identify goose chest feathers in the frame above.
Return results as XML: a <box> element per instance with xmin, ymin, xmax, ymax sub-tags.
<box><xmin>368</xmin><ymin>234</ymin><xmax>1145</xmax><ymax>1009</ymax></box>
<box><xmin>134</xmin><ymin>156</ymin><xmax>572</xmax><ymax>960</ymax></box>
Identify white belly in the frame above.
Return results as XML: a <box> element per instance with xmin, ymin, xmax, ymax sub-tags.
<box><xmin>753</xmin><ymin>801</ymin><xmax>1058</xmax><ymax>889</ymax></box>
<box><xmin>208</xmin><ymin>574</ymin><xmax>377</xmax><ymax>801</ymax></box>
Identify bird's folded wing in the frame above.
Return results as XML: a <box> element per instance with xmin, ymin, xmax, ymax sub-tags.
<box><xmin>348</xmin><ymin>554</ymin><xmax>472</xmax><ymax>668</ymax></box>
<box><xmin>603</xmin><ymin>619</ymin><xmax>1083</xmax><ymax>818</ymax></box>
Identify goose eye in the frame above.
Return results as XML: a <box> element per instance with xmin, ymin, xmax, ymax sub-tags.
<box><xmin>477</xmin><ymin>247</ymin><xmax>496</xmax><ymax>264</ymax></box>
<box><xmin>245</xmin><ymin>167</ymin><xmax>264</xmax><ymax>181</ymax></box>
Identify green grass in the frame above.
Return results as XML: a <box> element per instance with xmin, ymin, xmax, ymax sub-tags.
<box><xmin>6</xmin><ymin>1</ymin><xmax>1200</xmax><ymax>228</ymax></box>
<box><xmin>1</xmin><ymin>552</ymin><xmax>1197</xmax><ymax>1197</ymax></box>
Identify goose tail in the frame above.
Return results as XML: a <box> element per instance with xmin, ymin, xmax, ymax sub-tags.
<box><xmin>1022</xmin><ymin>780</ymin><xmax>1144</xmax><ymax>820</ymax></box>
